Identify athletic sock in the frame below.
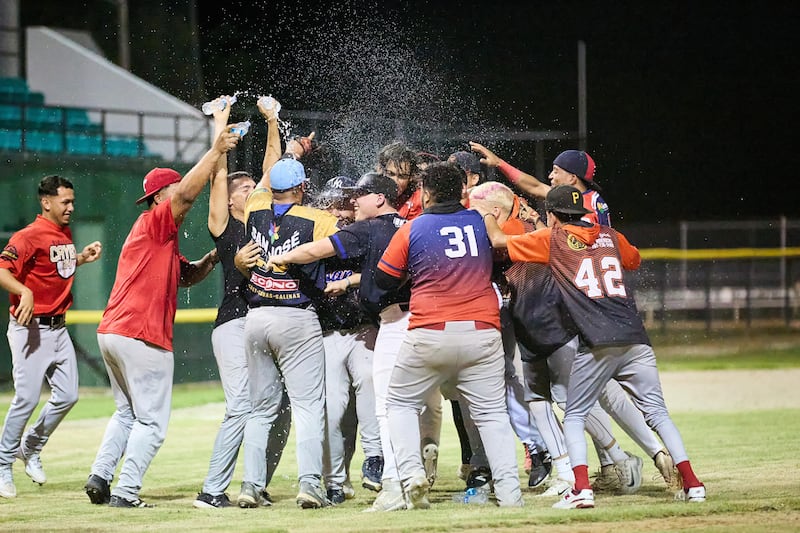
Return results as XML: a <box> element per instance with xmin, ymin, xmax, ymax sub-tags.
<box><xmin>676</xmin><ymin>460</ymin><xmax>702</xmax><ymax>489</ymax></box>
<box><xmin>605</xmin><ymin>441</ymin><xmax>629</xmax><ymax>464</ymax></box>
<box><xmin>572</xmin><ymin>465</ymin><xmax>591</xmax><ymax>491</ymax></box>
<box><xmin>554</xmin><ymin>455</ymin><xmax>575</xmax><ymax>482</ymax></box>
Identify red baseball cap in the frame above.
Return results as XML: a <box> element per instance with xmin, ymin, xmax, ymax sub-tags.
<box><xmin>136</xmin><ymin>168</ymin><xmax>182</xmax><ymax>204</ymax></box>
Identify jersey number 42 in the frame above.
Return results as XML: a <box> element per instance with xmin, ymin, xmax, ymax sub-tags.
<box><xmin>574</xmin><ymin>256</ymin><xmax>627</xmax><ymax>298</ymax></box>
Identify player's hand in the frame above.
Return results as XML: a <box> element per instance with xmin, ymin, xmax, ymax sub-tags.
<box><xmin>324</xmin><ymin>279</ymin><xmax>348</xmax><ymax>297</ymax></box>
<box><xmin>469</xmin><ymin>198</ymin><xmax>493</xmax><ymax>217</ymax></box>
<box><xmin>264</xmin><ymin>254</ymin><xmax>288</xmax><ymax>272</ymax></box>
<box><xmin>258</xmin><ymin>96</ymin><xmax>280</xmax><ymax>121</ymax></box>
<box><xmin>211</xmin><ymin>95</ymin><xmax>233</xmax><ymax>123</ymax></box>
<box><xmin>286</xmin><ymin>132</ymin><xmax>316</xmax><ymax>159</ymax></box>
<box><xmin>214</xmin><ymin>128</ymin><xmax>242</xmax><ymax>154</ymax></box>
<box><xmin>469</xmin><ymin>141</ymin><xmax>502</xmax><ymax>167</ymax></box>
<box><xmin>15</xmin><ymin>287</ymin><xmax>34</xmax><ymax>326</ymax></box>
<box><xmin>234</xmin><ymin>241</ymin><xmax>261</xmax><ymax>273</ymax></box>
<box><xmin>79</xmin><ymin>241</ymin><xmax>103</xmax><ymax>264</ymax></box>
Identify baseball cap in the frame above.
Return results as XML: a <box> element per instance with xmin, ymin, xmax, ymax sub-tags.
<box><xmin>448</xmin><ymin>151</ymin><xmax>481</xmax><ymax>174</ymax></box>
<box><xmin>315</xmin><ymin>176</ymin><xmax>357</xmax><ymax>208</ymax></box>
<box><xmin>269</xmin><ymin>158</ymin><xmax>307</xmax><ymax>191</ymax></box>
<box><xmin>136</xmin><ymin>167</ymin><xmax>182</xmax><ymax>204</ymax></box>
<box><xmin>553</xmin><ymin>150</ymin><xmax>599</xmax><ymax>190</ymax></box>
<box><xmin>342</xmin><ymin>172</ymin><xmax>398</xmax><ymax>200</ymax></box>
<box><xmin>544</xmin><ymin>185</ymin><xmax>592</xmax><ymax>215</ymax></box>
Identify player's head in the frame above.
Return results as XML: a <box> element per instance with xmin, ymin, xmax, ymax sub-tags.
<box><xmin>544</xmin><ymin>185</ymin><xmax>592</xmax><ymax>224</ymax></box>
<box><xmin>376</xmin><ymin>141</ymin><xmax>419</xmax><ymax>196</ymax></box>
<box><xmin>549</xmin><ymin>150</ymin><xmax>600</xmax><ymax>192</ymax></box>
<box><xmin>227</xmin><ymin>171</ymin><xmax>256</xmax><ymax>215</ymax></box>
<box><xmin>469</xmin><ymin>181</ymin><xmax>515</xmax><ymax>221</ymax></box>
<box><xmin>343</xmin><ymin>172</ymin><xmax>398</xmax><ymax>222</ymax></box>
<box><xmin>317</xmin><ymin>176</ymin><xmax>358</xmax><ymax>224</ymax></box>
<box><xmin>421</xmin><ymin>162</ymin><xmax>464</xmax><ymax>207</ymax></box>
<box><xmin>269</xmin><ymin>158</ymin><xmax>308</xmax><ymax>201</ymax></box>
<box><xmin>137</xmin><ymin>167</ymin><xmax>182</xmax><ymax>207</ymax></box>
<box><xmin>448</xmin><ymin>151</ymin><xmax>483</xmax><ymax>189</ymax></box>
<box><xmin>38</xmin><ymin>175</ymin><xmax>75</xmax><ymax>226</ymax></box>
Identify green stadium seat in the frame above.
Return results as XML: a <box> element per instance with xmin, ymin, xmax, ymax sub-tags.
<box><xmin>24</xmin><ymin>106</ymin><xmax>64</xmax><ymax>129</ymax></box>
<box><xmin>0</xmin><ymin>129</ymin><xmax>22</xmax><ymax>151</ymax></box>
<box><xmin>66</xmin><ymin>133</ymin><xmax>103</xmax><ymax>155</ymax></box>
<box><xmin>0</xmin><ymin>104</ymin><xmax>22</xmax><ymax>128</ymax></box>
<box><xmin>24</xmin><ymin>130</ymin><xmax>63</xmax><ymax>153</ymax></box>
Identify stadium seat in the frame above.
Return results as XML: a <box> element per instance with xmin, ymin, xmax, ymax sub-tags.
<box><xmin>66</xmin><ymin>133</ymin><xmax>103</xmax><ymax>155</ymax></box>
<box><xmin>0</xmin><ymin>129</ymin><xmax>22</xmax><ymax>151</ymax></box>
<box><xmin>0</xmin><ymin>104</ymin><xmax>22</xmax><ymax>128</ymax></box>
<box><xmin>24</xmin><ymin>130</ymin><xmax>63</xmax><ymax>153</ymax></box>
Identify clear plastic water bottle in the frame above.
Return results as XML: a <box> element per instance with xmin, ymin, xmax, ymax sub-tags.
<box><xmin>258</xmin><ymin>95</ymin><xmax>281</xmax><ymax>115</ymax></box>
<box><xmin>230</xmin><ymin>120</ymin><xmax>251</xmax><ymax>137</ymax></box>
<box><xmin>451</xmin><ymin>487</ymin><xmax>489</xmax><ymax>505</ymax></box>
<box><xmin>201</xmin><ymin>95</ymin><xmax>237</xmax><ymax>115</ymax></box>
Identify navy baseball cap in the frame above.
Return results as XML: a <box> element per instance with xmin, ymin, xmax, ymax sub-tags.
<box><xmin>448</xmin><ymin>151</ymin><xmax>481</xmax><ymax>174</ymax></box>
<box><xmin>545</xmin><ymin>185</ymin><xmax>592</xmax><ymax>215</ymax></box>
<box><xmin>553</xmin><ymin>150</ymin><xmax>600</xmax><ymax>191</ymax></box>
<box><xmin>342</xmin><ymin>172</ymin><xmax>398</xmax><ymax>201</ymax></box>
<box><xmin>269</xmin><ymin>159</ymin><xmax>307</xmax><ymax>191</ymax></box>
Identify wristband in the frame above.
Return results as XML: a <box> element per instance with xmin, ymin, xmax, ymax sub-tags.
<box><xmin>345</xmin><ymin>277</ymin><xmax>352</xmax><ymax>288</ymax></box>
<box><xmin>498</xmin><ymin>160</ymin><xmax>523</xmax><ymax>184</ymax></box>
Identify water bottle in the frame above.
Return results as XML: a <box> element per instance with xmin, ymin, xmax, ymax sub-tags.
<box><xmin>258</xmin><ymin>95</ymin><xmax>281</xmax><ymax>115</ymax></box>
<box><xmin>201</xmin><ymin>95</ymin><xmax>237</xmax><ymax>115</ymax></box>
<box><xmin>230</xmin><ymin>120</ymin><xmax>251</xmax><ymax>137</ymax></box>
<box><xmin>451</xmin><ymin>487</ymin><xmax>488</xmax><ymax>505</ymax></box>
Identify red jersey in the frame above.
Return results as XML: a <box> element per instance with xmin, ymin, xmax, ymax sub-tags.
<box><xmin>397</xmin><ymin>188</ymin><xmax>423</xmax><ymax>220</ymax></box>
<box><xmin>0</xmin><ymin>215</ymin><xmax>77</xmax><ymax>316</ymax></box>
<box><xmin>97</xmin><ymin>200</ymin><xmax>189</xmax><ymax>351</ymax></box>
<box><xmin>378</xmin><ymin>205</ymin><xmax>500</xmax><ymax>330</ymax></box>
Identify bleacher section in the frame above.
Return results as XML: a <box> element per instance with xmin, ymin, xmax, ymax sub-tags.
<box><xmin>0</xmin><ymin>77</ymin><xmax>150</xmax><ymax>157</ymax></box>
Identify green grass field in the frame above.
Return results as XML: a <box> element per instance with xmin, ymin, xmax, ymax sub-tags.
<box><xmin>1</xmin><ymin>340</ymin><xmax>799</xmax><ymax>532</ymax></box>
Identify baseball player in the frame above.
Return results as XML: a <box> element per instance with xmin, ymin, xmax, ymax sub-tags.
<box><xmin>84</xmin><ymin>128</ymin><xmax>240</xmax><ymax>508</ymax></box>
<box><xmin>377</xmin><ymin>141</ymin><xmax>424</xmax><ymax>220</ymax></box>
<box><xmin>193</xmin><ymin>97</ymin><xmax>291</xmax><ymax>509</ymax></box>
<box><xmin>483</xmin><ymin>185</ymin><xmax>706</xmax><ymax>509</ymax></box>
<box><xmin>233</xmin><ymin>157</ymin><xmax>339</xmax><ymax>509</ymax></box>
<box><xmin>0</xmin><ymin>176</ymin><xmax>102</xmax><ymax>499</ymax></box>
<box><xmin>376</xmin><ymin>162</ymin><xmax>523</xmax><ymax>510</ymax></box>
<box><xmin>469</xmin><ymin>142</ymin><xmax>610</xmax><ymax>226</ymax></box>
<box><xmin>265</xmin><ymin>172</ymin><xmax>443</xmax><ymax>512</ymax></box>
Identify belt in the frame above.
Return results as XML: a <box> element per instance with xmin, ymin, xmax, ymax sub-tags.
<box><xmin>421</xmin><ymin>320</ymin><xmax>496</xmax><ymax>331</ymax></box>
<box><xmin>36</xmin><ymin>315</ymin><xmax>66</xmax><ymax>328</ymax></box>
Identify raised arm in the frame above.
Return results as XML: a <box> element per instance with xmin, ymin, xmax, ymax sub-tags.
<box><xmin>258</xmin><ymin>97</ymin><xmax>282</xmax><ymax>190</ymax></box>
<box><xmin>469</xmin><ymin>140</ymin><xmax>551</xmax><ymax>199</ymax></box>
<box><xmin>208</xmin><ymin>96</ymin><xmax>235</xmax><ymax>237</ymax></box>
<box><xmin>171</xmin><ymin>127</ymin><xmax>240</xmax><ymax>226</ymax></box>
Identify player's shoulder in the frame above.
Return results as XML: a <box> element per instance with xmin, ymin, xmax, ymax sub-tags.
<box><xmin>291</xmin><ymin>204</ymin><xmax>337</xmax><ymax>221</ymax></box>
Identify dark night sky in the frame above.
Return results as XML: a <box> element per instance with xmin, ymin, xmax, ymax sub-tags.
<box><xmin>193</xmin><ymin>1</ymin><xmax>798</xmax><ymax>226</ymax></box>
<box><xmin>21</xmin><ymin>1</ymin><xmax>800</xmax><ymax>226</ymax></box>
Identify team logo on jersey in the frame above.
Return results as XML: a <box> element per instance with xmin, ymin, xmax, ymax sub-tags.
<box><xmin>567</xmin><ymin>234</ymin><xmax>587</xmax><ymax>251</ymax></box>
<box><xmin>1</xmin><ymin>245</ymin><xmax>18</xmax><ymax>261</ymax></box>
<box><xmin>50</xmin><ymin>243</ymin><xmax>77</xmax><ymax>279</ymax></box>
<box><xmin>250</xmin><ymin>272</ymin><xmax>299</xmax><ymax>291</ymax></box>
<box><xmin>269</xmin><ymin>221</ymin><xmax>280</xmax><ymax>242</ymax></box>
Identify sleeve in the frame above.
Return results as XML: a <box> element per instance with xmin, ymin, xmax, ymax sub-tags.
<box><xmin>377</xmin><ymin>222</ymin><xmax>411</xmax><ymax>278</ymax></box>
<box><xmin>615</xmin><ymin>230</ymin><xmax>641</xmax><ymax>270</ymax></box>
<box><xmin>150</xmin><ymin>200</ymin><xmax>179</xmax><ymax>243</ymax></box>
<box><xmin>0</xmin><ymin>230</ymin><xmax>33</xmax><ymax>276</ymax></box>
<box><xmin>329</xmin><ymin>222</ymin><xmax>369</xmax><ymax>260</ymax></box>
<box><xmin>506</xmin><ymin>228</ymin><xmax>551</xmax><ymax>263</ymax></box>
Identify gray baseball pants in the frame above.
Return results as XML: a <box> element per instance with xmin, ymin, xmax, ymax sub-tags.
<box><xmin>0</xmin><ymin>317</ymin><xmax>78</xmax><ymax>465</ymax></box>
<box><xmin>91</xmin><ymin>333</ymin><xmax>173</xmax><ymax>501</ymax></box>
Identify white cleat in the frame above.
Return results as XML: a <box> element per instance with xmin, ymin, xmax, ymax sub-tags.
<box><xmin>16</xmin><ymin>449</ymin><xmax>47</xmax><ymax>485</ymax></box>
<box><xmin>675</xmin><ymin>485</ymin><xmax>706</xmax><ymax>503</ymax></box>
<box><xmin>363</xmin><ymin>479</ymin><xmax>406</xmax><ymax>512</ymax></box>
<box><xmin>552</xmin><ymin>488</ymin><xmax>594</xmax><ymax>509</ymax></box>
<box><xmin>534</xmin><ymin>477</ymin><xmax>573</xmax><ymax>498</ymax></box>
<box><xmin>0</xmin><ymin>464</ymin><xmax>16</xmax><ymax>498</ymax></box>
<box><xmin>616</xmin><ymin>453</ymin><xmax>643</xmax><ymax>495</ymax></box>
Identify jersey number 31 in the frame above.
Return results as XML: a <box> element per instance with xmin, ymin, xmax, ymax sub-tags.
<box><xmin>574</xmin><ymin>256</ymin><xmax>626</xmax><ymax>298</ymax></box>
<box><xmin>440</xmin><ymin>225</ymin><xmax>479</xmax><ymax>258</ymax></box>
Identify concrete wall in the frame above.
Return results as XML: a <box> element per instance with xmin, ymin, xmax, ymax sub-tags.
<box><xmin>25</xmin><ymin>26</ymin><xmax>210</xmax><ymax>162</ymax></box>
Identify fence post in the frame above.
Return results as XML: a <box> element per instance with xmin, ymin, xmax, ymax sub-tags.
<box><xmin>705</xmin><ymin>262</ymin><xmax>712</xmax><ymax>333</ymax></box>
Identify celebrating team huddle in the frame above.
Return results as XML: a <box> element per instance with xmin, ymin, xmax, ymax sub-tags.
<box><xmin>0</xmin><ymin>95</ymin><xmax>705</xmax><ymax>511</ymax></box>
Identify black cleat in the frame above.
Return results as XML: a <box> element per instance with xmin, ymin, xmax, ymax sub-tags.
<box><xmin>85</xmin><ymin>474</ymin><xmax>111</xmax><ymax>505</ymax></box>
<box><xmin>109</xmin><ymin>494</ymin><xmax>153</xmax><ymax>508</ymax></box>
<box><xmin>193</xmin><ymin>492</ymin><xmax>232</xmax><ymax>509</ymax></box>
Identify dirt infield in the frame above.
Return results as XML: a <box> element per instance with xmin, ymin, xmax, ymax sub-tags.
<box><xmin>660</xmin><ymin>368</ymin><xmax>800</xmax><ymax>412</ymax></box>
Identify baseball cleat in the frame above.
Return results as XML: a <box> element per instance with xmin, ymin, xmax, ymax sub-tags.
<box><xmin>405</xmin><ymin>474</ymin><xmax>431</xmax><ymax>510</ymax></box>
<box><xmin>363</xmin><ymin>479</ymin><xmax>406</xmax><ymax>512</ymax></box>
<box><xmin>327</xmin><ymin>487</ymin><xmax>346</xmax><ymax>505</ymax></box>
<box><xmin>259</xmin><ymin>489</ymin><xmax>274</xmax><ymax>507</ymax></box>
<box><xmin>591</xmin><ymin>464</ymin><xmax>621</xmax><ymax>493</ymax></box>
<box><xmin>109</xmin><ymin>495</ymin><xmax>153</xmax><ymax>508</ymax></box>
<box><xmin>675</xmin><ymin>484</ymin><xmax>706</xmax><ymax>503</ymax></box>
<box><xmin>552</xmin><ymin>488</ymin><xmax>595</xmax><ymax>509</ymax></box>
<box><xmin>237</xmin><ymin>481</ymin><xmax>260</xmax><ymax>508</ymax></box>
<box><xmin>422</xmin><ymin>443</ymin><xmax>439</xmax><ymax>487</ymax></box>
<box><xmin>16</xmin><ymin>448</ymin><xmax>46</xmax><ymax>485</ymax></box>
<box><xmin>193</xmin><ymin>492</ymin><xmax>232</xmax><ymax>509</ymax></box>
<box><xmin>466</xmin><ymin>466</ymin><xmax>492</xmax><ymax>491</ymax></box>
<box><xmin>653</xmin><ymin>449</ymin><xmax>682</xmax><ymax>490</ymax></box>
<box><xmin>342</xmin><ymin>480</ymin><xmax>356</xmax><ymax>499</ymax></box>
<box><xmin>296</xmin><ymin>481</ymin><xmax>329</xmax><ymax>509</ymax></box>
<box><xmin>527</xmin><ymin>449</ymin><xmax>552</xmax><ymax>488</ymax></box>
<box><xmin>616</xmin><ymin>453</ymin><xmax>644</xmax><ymax>495</ymax></box>
<box><xmin>361</xmin><ymin>456</ymin><xmax>383</xmax><ymax>492</ymax></box>
<box><xmin>0</xmin><ymin>464</ymin><xmax>16</xmax><ymax>498</ymax></box>
<box><xmin>534</xmin><ymin>477</ymin><xmax>573</xmax><ymax>498</ymax></box>
<box><xmin>84</xmin><ymin>474</ymin><xmax>111</xmax><ymax>504</ymax></box>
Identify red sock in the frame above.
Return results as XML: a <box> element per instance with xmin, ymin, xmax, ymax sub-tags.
<box><xmin>573</xmin><ymin>465</ymin><xmax>591</xmax><ymax>491</ymax></box>
<box><xmin>676</xmin><ymin>460</ymin><xmax>702</xmax><ymax>489</ymax></box>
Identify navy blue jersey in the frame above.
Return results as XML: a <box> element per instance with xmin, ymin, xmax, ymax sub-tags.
<box><xmin>316</xmin><ymin>255</ymin><xmax>366</xmax><ymax>331</ymax></box>
<box><xmin>211</xmin><ymin>217</ymin><xmax>249</xmax><ymax>327</ymax></box>
<box><xmin>328</xmin><ymin>213</ymin><xmax>410</xmax><ymax>322</ymax></box>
